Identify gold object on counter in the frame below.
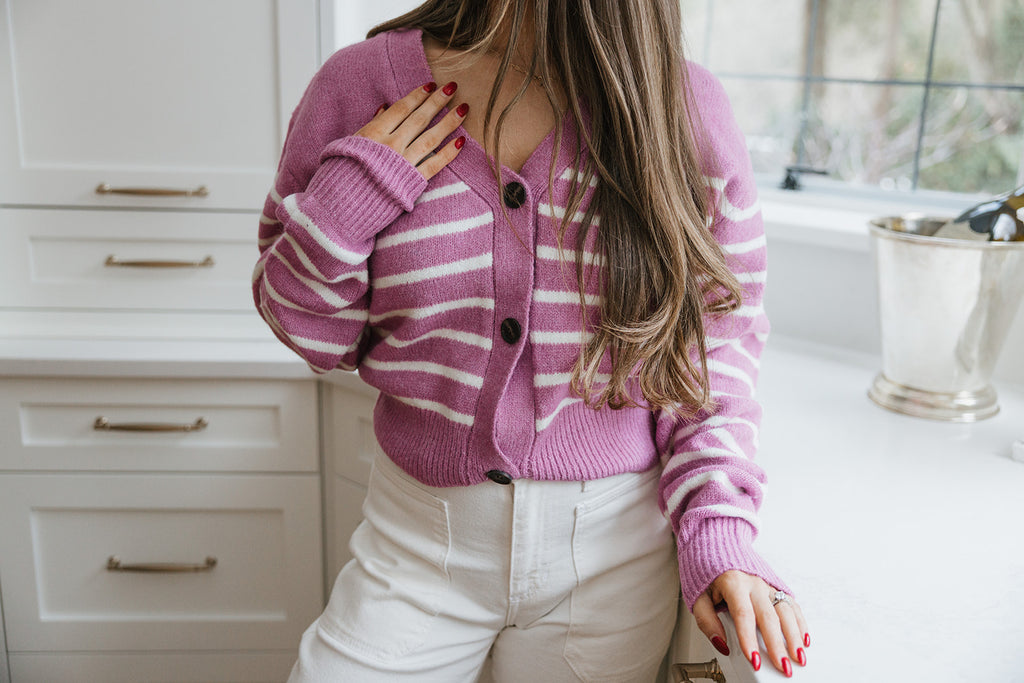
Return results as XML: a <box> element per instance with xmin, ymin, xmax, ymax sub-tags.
<box><xmin>672</xmin><ymin>658</ymin><xmax>727</xmax><ymax>683</ymax></box>
<box><xmin>106</xmin><ymin>555</ymin><xmax>218</xmax><ymax>573</ymax></box>
<box><xmin>93</xmin><ymin>416</ymin><xmax>209</xmax><ymax>432</ymax></box>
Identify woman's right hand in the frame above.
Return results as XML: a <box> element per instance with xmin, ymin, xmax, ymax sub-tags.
<box><xmin>355</xmin><ymin>81</ymin><xmax>468</xmax><ymax>180</ymax></box>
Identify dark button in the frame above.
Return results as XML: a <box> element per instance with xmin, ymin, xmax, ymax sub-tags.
<box><xmin>500</xmin><ymin>317</ymin><xmax>522</xmax><ymax>344</ymax></box>
<box><xmin>486</xmin><ymin>469</ymin><xmax>513</xmax><ymax>485</ymax></box>
<box><xmin>502</xmin><ymin>181</ymin><xmax>527</xmax><ymax>209</ymax></box>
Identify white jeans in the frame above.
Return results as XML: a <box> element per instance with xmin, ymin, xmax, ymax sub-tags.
<box><xmin>288</xmin><ymin>452</ymin><xmax>679</xmax><ymax>682</ymax></box>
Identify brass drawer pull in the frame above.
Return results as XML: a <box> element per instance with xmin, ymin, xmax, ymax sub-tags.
<box><xmin>105</xmin><ymin>255</ymin><xmax>215</xmax><ymax>269</ymax></box>
<box><xmin>96</xmin><ymin>183</ymin><xmax>209</xmax><ymax>197</ymax></box>
<box><xmin>672</xmin><ymin>659</ymin><xmax>726</xmax><ymax>683</ymax></box>
<box><xmin>107</xmin><ymin>555</ymin><xmax>217</xmax><ymax>573</ymax></box>
<box><xmin>93</xmin><ymin>416</ymin><xmax>209</xmax><ymax>433</ymax></box>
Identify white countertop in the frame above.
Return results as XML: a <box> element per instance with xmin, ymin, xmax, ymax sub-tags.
<box><xmin>727</xmin><ymin>337</ymin><xmax>1024</xmax><ymax>682</ymax></box>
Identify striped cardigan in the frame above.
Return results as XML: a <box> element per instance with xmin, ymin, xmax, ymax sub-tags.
<box><xmin>253</xmin><ymin>27</ymin><xmax>787</xmax><ymax>610</ymax></box>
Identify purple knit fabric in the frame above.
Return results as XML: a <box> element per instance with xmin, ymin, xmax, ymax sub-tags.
<box><xmin>253</xmin><ymin>27</ymin><xmax>789</xmax><ymax>611</ymax></box>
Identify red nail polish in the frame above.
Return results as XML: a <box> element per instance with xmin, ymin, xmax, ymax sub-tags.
<box><xmin>782</xmin><ymin>657</ymin><xmax>792</xmax><ymax>677</ymax></box>
<box><xmin>710</xmin><ymin>635</ymin><xmax>729</xmax><ymax>656</ymax></box>
<box><xmin>456</xmin><ymin>102</ymin><xmax>469</xmax><ymax>117</ymax></box>
<box><xmin>423</xmin><ymin>81</ymin><xmax>437</xmax><ymax>93</ymax></box>
<box><xmin>804</xmin><ymin>632</ymin><xmax>811</xmax><ymax>648</ymax></box>
<box><xmin>797</xmin><ymin>648</ymin><xmax>807</xmax><ymax>666</ymax></box>
<box><xmin>442</xmin><ymin>81</ymin><xmax>458</xmax><ymax>96</ymax></box>
<box><xmin>454</xmin><ymin>135</ymin><xmax>465</xmax><ymax>150</ymax></box>
<box><xmin>750</xmin><ymin>651</ymin><xmax>761</xmax><ymax>671</ymax></box>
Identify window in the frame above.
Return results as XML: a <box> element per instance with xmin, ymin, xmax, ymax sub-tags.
<box><xmin>681</xmin><ymin>0</ymin><xmax>1024</xmax><ymax>196</ymax></box>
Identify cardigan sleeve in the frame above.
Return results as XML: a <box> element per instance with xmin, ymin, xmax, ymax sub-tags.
<box><xmin>252</xmin><ymin>55</ymin><xmax>427</xmax><ymax>373</ymax></box>
<box><xmin>655</xmin><ymin>65</ymin><xmax>791</xmax><ymax>611</ymax></box>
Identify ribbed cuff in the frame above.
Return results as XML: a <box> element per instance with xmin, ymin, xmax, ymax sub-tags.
<box><xmin>677</xmin><ymin>516</ymin><xmax>792</xmax><ymax>612</ymax></box>
<box><xmin>302</xmin><ymin>135</ymin><xmax>427</xmax><ymax>244</ymax></box>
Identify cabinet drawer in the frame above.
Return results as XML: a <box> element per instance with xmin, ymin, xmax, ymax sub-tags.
<box><xmin>0</xmin><ymin>473</ymin><xmax>323</xmax><ymax>653</ymax></box>
<box><xmin>0</xmin><ymin>378</ymin><xmax>317</xmax><ymax>472</ymax></box>
<box><xmin>0</xmin><ymin>209</ymin><xmax>257</xmax><ymax>311</ymax></box>
<box><xmin>8</xmin><ymin>652</ymin><xmax>296</xmax><ymax>683</ymax></box>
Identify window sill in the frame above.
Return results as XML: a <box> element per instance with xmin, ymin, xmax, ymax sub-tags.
<box><xmin>757</xmin><ymin>183</ymin><xmax>971</xmax><ymax>253</ymax></box>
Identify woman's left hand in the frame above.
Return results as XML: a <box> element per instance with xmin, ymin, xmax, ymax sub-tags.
<box><xmin>692</xmin><ymin>570</ymin><xmax>809</xmax><ymax>677</ymax></box>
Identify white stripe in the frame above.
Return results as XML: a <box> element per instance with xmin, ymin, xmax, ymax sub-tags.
<box><xmin>277</xmin><ymin>232</ymin><xmax>368</xmax><ymax>285</ymax></box>
<box><xmin>722</xmin><ymin>198</ymin><xmax>761</xmax><ymax>223</ymax></box>
<box><xmin>288</xmin><ymin>334</ymin><xmax>361</xmax><ymax>356</ymax></box>
<box><xmin>259</xmin><ymin>214</ymin><xmax>280</xmax><ymax>226</ymax></box>
<box><xmin>376</xmin><ymin>212</ymin><xmax>492</xmax><ymax>249</ymax></box>
<box><xmin>708</xmin><ymin>360</ymin><xmax>755</xmax><ymax>392</ymax></box>
<box><xmin>664</xmin><ymin>470</ymin><xmax>747</xmax><ymax>517</ymax></box>
<box><xmin>533</xmin><ymin>290</ymin><xmax>602</xmax><ymax>306</ymax></box>
<box><xmin>734</xmin><ymin>304</ymin><xmax>765</xmax><ymax>318</ymax></box>
<box><xmin>538</xmin><ymin>203</ymin><xmax>599</xmax><ymax>226</ymax></box>
<box><xmin>536</xmin><ymin>245</ymin><xmax>605</xmax><ymax>266</ymax></box>
<box><xmin>415</xmin><ymin>181</ymin><xmax>471</xmax><ymax>205</ymax></box>
<box><xmin>258</xmin><ymin>235</ymin><xmax>277</xmax><ymax>248</ymax></box>
<box><xmin>663</xmin><ymin>448</ymin><xmax>742</xmax><ymax>470</ymax></box>
<box><xmin>379</xmin><ymin>328</ymin><xmax>492</xmax><ymax>351</ymax></box>
<box><xmin>671</xmin><ymin>424</ymin><xmax>751</xmax><ymax>462</ymax></box>
<box><xmin>259</xmin><ymin>260</ymin><xmax>362</xmax><ymax>316</ymax></box>
<box><xmin>534</xmin><ymin>372</ymin><xmax>610</xmax><ymax>388</ymax></box>
<box><xmin>703</xmin><ymin>176</ymin><xmax>727</xmax><ymax>192</ymax></box>
<box><xmin>529</xmin><ymin>331</ymin><xmax>594</xmax><ymax>345</ymax></box>
<box><xmin>373</xmin><ymin>253</ymin><xmax>492</xmax><ymax>289</ymax></box>
<box><xmin>707</xmin><ymin>337</ymin><xmax>761</xmax><ymax>367</ymax></box>
<box><xmin>369</xmin><ymin>297</ymin><xmax>494</xmax><ymax>323</ymax></box>
<box><xmin>269</xmin><ymin>185</ymin><xmax>283</xmax><ymax>205</ymax></box>
<box><xmin>686</xmin><ymin>503</ymin><xmax>761</xmax><ymax>531</ymax></box>
<box><xmin>392</xmin><ymin>395</ymin><xmax>475</xmax><ymax>426</ymax></box>
<box><xmin>268</xmin><ymin>250</ymin><xmax>358</xmax><ymax>309</ymax></box>
<box><xmin>281</xmin><ymin>194</ymin><xmax>370</xmax><ymax>266</ymax></box>
<box><xmin>703</xmin><ymin>176</ymin><xmax>760</xmax><ymax>223</ymax></box>
<box><xmin>536</xmin><ymin>397</ymin><xmax>584</xmax><ymax>432</ymax></box>
<box><xmin>734</xmin><ymin>270</ymin><xmax>767</xmax><ymax>285</ymax></box>
<box><xmin>670</xmin><ymin>414</ymin><xmax>758</xmax><ymax>444</ymax></box>
<box><xmin>721</xmin><ymin>235</ymin><xmax>766</xmax><ymax>255</ymax></box>
<box><xmin>363</xmin><ymin>357</ymin><xmax>484</xmax><ymax>388</ymax></box>
<box><xmin>559</xmin><ymin>168</ymin><xmax>599</xmax><ymax>187</ymax></box>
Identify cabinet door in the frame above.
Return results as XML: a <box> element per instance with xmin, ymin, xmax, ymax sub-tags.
<box><xmin>0</xmin><ymin>0</ymin><xmax>317</xmax><ymax>210</ymax></box>
<box><xmin>0</xmin><ymin>473</ymin><xmax>323</xmax><ymax>653</ymax></box>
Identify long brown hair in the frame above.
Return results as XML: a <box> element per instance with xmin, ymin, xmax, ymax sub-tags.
<box><xmin>369</xmin><ymin>0</ymin><xmax>744</xmax><ymax>417</ymax></box>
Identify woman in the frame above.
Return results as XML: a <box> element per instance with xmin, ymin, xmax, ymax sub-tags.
<box><xmin>254</xmin><ymin>0</ymin><xmax>809</xmax><ymax>679</ymax></box>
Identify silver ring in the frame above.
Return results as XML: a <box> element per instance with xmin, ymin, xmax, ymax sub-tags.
<box><xmin>770</xmin><ymin>590</ymin><xmax>790</xmax><ymax>607</ymax></box>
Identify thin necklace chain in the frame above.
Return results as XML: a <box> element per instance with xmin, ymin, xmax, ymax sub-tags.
<box><xmin>486</xmin><ymin>48</ymin><xmax>544</xmax><ymax>84</ymax></box>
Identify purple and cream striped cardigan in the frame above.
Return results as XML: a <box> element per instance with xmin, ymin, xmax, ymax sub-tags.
<box><xmin>253</xmin><ymin>27</ymin><xmax>788</xmax><ymax>609</ymax></box>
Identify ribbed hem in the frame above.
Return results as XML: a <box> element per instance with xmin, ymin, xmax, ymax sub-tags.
<box><xmin>372</xmin><ymin>394</ymin><xmax>476</xmax><ymax>487</ymax></box>
<box><xmin>678</xmin><ymin>516</ymin><xmax>792</xmax><ymax>612</ymax></box>
<box><xmin>304</xmin><ymin>135</ymin><xmax>427</xmax><ymax>243</ymax></box>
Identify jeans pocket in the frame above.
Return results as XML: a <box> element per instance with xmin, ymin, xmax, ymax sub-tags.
<box><xmin>317</xmin><ymin>454</ymin><xmax>453</xmax><ymax>662</ymax></box>
<box><xmin>563</xmin><ymin>468</ymin><xmax>679</xmax><ymax>682</ymax></box>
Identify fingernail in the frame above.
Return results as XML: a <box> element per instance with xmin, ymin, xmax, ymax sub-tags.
<box><xmin>423</xmin><ymin>81</ymin><xmax>437</xmax><ymax>93</ymax></box>
<box><xmin>797</xmin><ymin>648</ymin><xmax>807</xmax><ymax>666</ymax></box>
<box><xmin>804</xmin><ymin>632</ymin><xmax>811</xmax><ymax>648</ymax></box>
<box><xmin>749</xmin><ymin>651</ymin><xmax>761</xmax><ymax>671</ymax></box>
<box><xmin>456</xmin><ymin>102</ymin><xmax>469</xmax><ymax>117</ymax></box>
<box><xmin>454</xmin><ymin>135</ymin><xmax>465</xmax><ymax>150</ymax></box>
<box><xmin>782</xmin><ymin>657</ymin><xmax>792</xmax><ymax>677</ymax></box>
<box><xmin>374</xmin><ymin>104</ymin><xmax>385</xmax><ymax>116</ymax></box>
<box><xmin>710</xmin><ymin>635</ymin><xmax>730</xmax><ymax>656</ymax></box>
<box><xmin>442</xmin><ymin>81</ymin><xmax>458</xmax><ymax>96</ymax></box>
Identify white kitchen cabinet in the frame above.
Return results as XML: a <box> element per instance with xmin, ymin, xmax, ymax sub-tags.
<box><xmin>0</xmin><ymin>0</ymin><xmax>318</xmax><ymax>211</ymax></box>
<box><xmin>319</xmin><ymin>379</ymin><xmax>378</xmax><ymax>582</ymax></box>
<box><xmin>0</xmin><ymin>376</ymin><xmax>324</xmax><ymax>682</ymax></box>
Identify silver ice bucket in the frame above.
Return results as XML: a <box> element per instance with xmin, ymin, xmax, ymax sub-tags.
<box><xmin>868</xmin><ymin>214</ymin><xmax>1024</xmax><ymax>421</ymax></box>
